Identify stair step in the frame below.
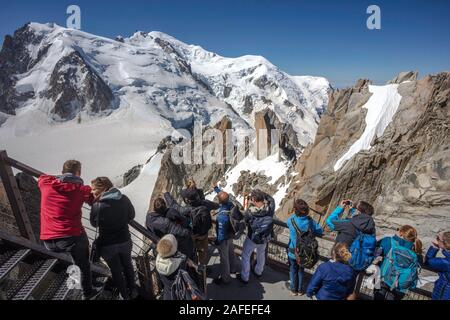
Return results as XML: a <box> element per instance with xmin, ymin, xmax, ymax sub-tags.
<box><xmin>12</xmin><ymin>259</ymin><xmax>58</xmax><ymax>300</ymax></box>
<box><xmin>0</xmin><ymin>249</ymin><xmax>31</xmax><ymax>282</ymax></box>
<box><xmin>51</xmin><ymin>273</ymin><xmax>73</xmax><ymax>300</ymax></box>
<box><xmin>5</xmin><ymin>259</ymin><xmax>45</xmax><ymax>299</ymax></box>
<box><xmin>41</xmin><ymin>270</ymin><xmax>70</xmax><ymax>300</ymax></box>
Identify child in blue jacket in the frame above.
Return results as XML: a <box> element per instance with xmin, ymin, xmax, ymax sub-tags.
<box><xmin>374</xmin><ymin>225</ymin><xmax>423</xmax><ymax>300</ymax></box>
<box><xmin>425</xmin><ymin>231</ymin><xmax>450</xmax><ymax>300</ymax></box>
<box><xmin>287</xmin><ymin>199</ymin><xmax>323</xmax><ymax>296</ymax></box>
<box><xmin>306</xmin><ymin>243</ymin><xmax>357</xmax><ymax>300</ymax></box>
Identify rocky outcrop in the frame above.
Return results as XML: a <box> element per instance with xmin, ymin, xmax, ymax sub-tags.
<box><xmin>388</xmin><ymin>71</ymin><xmax>418</xmax><ymax>84</ymax></box>
<box><xmin>150</xmin><ymin>116</ymin><xmax>234</xmax><ymax>204</ymax></box>
<box><xmin>255</xmin><ymin>108</ymin><xmax>301</xmax><ymax>161</ymax></box>
<box><xmin>0</xmin><ymin>23</ymin><xmax>44</xmax><ymax>115</ymax></box>
<box><xmin>278</xmin><ymin>72</ymin><xmax>450</xmax><ymax>242</ymax></box>
<box><xmin>45</xmin><ymin>50</ymin><xmax>117</xmax><ymax>121</ymax></box>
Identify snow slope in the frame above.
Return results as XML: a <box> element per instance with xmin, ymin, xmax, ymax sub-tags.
<box><xmin>121</xmin><ymin>154</ymin><xmax>163</xmax><ymax>224</ymax></box>
<box><xmin>334</xmin><ymin>84</ymin><xmax>403</xmax><ymax>171</ymax></box>
<box><xmin>0</xmin><ymin>22</ymin><xmax>330</xmax><ymax>218</ymax></box>
<box><xmin>219</xmin><ymin>153</ymin><xmax>290</xmax><ymax>204</ymax></box>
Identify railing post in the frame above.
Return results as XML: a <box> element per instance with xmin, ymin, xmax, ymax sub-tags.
<box><xmin>0</xmin><ymin>150</ymin><xmax>37</xmax><ymax>242</ymax></box>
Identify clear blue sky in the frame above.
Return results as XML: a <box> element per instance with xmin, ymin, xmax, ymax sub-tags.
<box><xmin>1</xmin><ymin>0</ymin><xmax>449</xmax><ymax>87</ymax></box>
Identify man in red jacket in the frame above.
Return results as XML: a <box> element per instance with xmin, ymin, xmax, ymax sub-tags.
<box><xmin>39</xmin><ymin>160</ymin><xmax>100</xmax><ymax>300</ymax></box>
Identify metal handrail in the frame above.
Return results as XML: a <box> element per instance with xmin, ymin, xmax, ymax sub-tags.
<box><xmin>221</xmin><ymin>217</ymin><xmax>435</xmax><ymax>299</ymax></box>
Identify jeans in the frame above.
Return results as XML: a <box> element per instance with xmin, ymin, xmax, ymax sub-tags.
<box><xmin>289</xmin><ymin>258</ymin><xmax>305</xmax><ymax>293</ymax></box>
<box><xmin>218</xmin><ymin>239</ymin><xmax>237</xmax><ymax>283</ymax></box>
<box><xmin>192</xmin><ymin>234</ymin><xmax>209</xmax><ymax>265</ymax></box>
<box><xmin>241</xmin><ymin>237</ymin><xmax>267</xmax><ymax>282</ymax></box>
<box><xmin>44</xmin><ymin>232</ymin><xmax>93</xmax><ymax>295</ymax></box>
<box><xmin>100</xmin><ymin>240</ymin><xmax>135</xmax><ymax>300</ymax></box>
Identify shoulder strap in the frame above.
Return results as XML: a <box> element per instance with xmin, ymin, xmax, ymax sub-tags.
<box><xmin>291</xmin><ymin>217</ymin><xmax>302</xmax><ymax>235</ymax></box>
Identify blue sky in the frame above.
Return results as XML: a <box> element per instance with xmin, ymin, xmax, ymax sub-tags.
<box><xmin>1</xmin><ymin>0</ymin><xmax>449</xmax><ymax>87</ymax></box>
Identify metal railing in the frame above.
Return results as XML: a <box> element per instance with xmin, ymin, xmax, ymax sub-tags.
<box><xmin>218</xmin><ymin>218</ymin><xmax>434</xmax><ymax>300</ymax></box>
<box><xmin>0</xmin><ymin>150</ymin><xmax>437</xmax><ymax>300</ymax></box>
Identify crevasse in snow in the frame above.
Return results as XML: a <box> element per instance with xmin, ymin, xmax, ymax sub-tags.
<box><xmin>334</xmin><ymin>84</ymin><xmax>403</xmax><ymax>171</ymax></box>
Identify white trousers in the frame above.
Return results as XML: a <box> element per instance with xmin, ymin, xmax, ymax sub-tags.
<box><xmin>241</xmin><ymin>237</ymin><xmax>267</xmax><ymax>282</ymax></box>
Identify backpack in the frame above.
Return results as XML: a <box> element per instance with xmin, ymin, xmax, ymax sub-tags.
<box><xmin>250</xmin><ymin>215</ymin><xmax>274</xmax><ymax>244</ymax></box>
<box><xmin>223</xmin><ymin>209</ymin><xmax>246</xmax><ymax>240</ymax></box>
<box><xmin>171</xmin><ymin>269</ymin><xmax>205</xmax><ymax>300</ymax></box>
<box><xmin>291</xmin><ymin>217</ymin><xmax>319</xmax><ymax>269</ymax></box>
<box><xmin>380</xmin><ymin>237</ymin><xmax>419</xmax><ymax>291</ymax></box>
<box><xmin>348</xmin><ymin>231</ymin><xmax>376</xmax><ymax>271</ymax></box>
<box><xmin>190</xmin><ymin>206</ymin><xmax>212</xmax><ymax>236</ymax></box>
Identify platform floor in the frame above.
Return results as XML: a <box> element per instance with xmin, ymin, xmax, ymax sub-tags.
<box><xmin>205</xmin><ymin>247</ymin><xmax>310</xmax><ymax>300</ymax></box>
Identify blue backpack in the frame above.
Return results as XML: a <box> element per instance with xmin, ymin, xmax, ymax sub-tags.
<box><xmin>348</xmin><ymin>231</ymin><xmax>376</xmax><ymax>271</ymax></box>
<box><xmin>380</xmin><ymin>237</ymin><xmax>419</xmax><ymax>292</ymax></box>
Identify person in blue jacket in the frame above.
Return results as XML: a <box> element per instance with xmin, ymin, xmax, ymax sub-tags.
<box><xmin>286</xmin><ymin>199</ymin><xmax>323</xmax><ymax>296</ymax></box>
<box><xmin>325</xmin><ymin>199</ymin><xmax>357</xmax><ymax>231</ymax></box>
<box><xmin>306</xmin><ymin>242</ymin><xmax>357</xmax><ymax>300</ymax></box>
<box><xmin>212</xmin><ymin>186</ymin><xmax>238</xmax><ymax>285</ymax></box>
<box><xmin>425</xmin><ymin>231</ymin><xmax>450</xmax><ymax>300</ymax></box>
<box><xmin>374</xmin><ymin>225</ymin><xmax>423</xmax><ymax>300</ymax></box>
<box><xmin>326</xmin><ymin>199</ymin><xmax>375</xmax><ymax>246</ymax></box>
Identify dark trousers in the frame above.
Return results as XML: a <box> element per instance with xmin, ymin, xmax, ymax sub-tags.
<box><xmin>373</xmin><ymin>282</ymin><xmax>406</xmax><ymax>300</ymax></box>
<box><xmin>100</xmin><ymin>240</ymin><xmax>135</xmax><ymax>300</ymax></box>
<box><xmin>44</xmin><ymin>233</ymin><xmax>93</xmax><ymax>295</ymax></box>
<box><xmin>289</xmin><ymin>258</ymin><xmax>305</xmax><ymax>293</ymax></box>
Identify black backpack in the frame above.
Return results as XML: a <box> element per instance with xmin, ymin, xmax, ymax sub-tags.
<box><xmin>291</xmin><ymin>217</ymin><xmax>319</xmax><ymax>269</ymax></box>
<box><xmin>190</xmin><ymin>206</ymin><xmax>212</xmax><ymax>236</ymax></box>
<box><xmin>171</xmin><ymin>269</ymin><xmax>205</xmax><ymax>300</ymax></box>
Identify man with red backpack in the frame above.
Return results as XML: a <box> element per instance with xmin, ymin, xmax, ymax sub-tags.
<box><xmin>39</xmin><ymin>160</ymin><xmax>101</xmax><ymax>300</ymax></box>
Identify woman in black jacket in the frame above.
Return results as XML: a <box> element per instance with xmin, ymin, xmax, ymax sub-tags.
<box><xmin>90</xmin><ymin>177</ymin><xmax>136</xmax><ymax>300</ymax></box>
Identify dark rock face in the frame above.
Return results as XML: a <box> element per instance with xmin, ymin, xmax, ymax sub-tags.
<box><xmin>150</xmin><ymin>117</ymin><xmax>233</xmax><ymax>205</ymax></box>
<box><xmin>45</xmin><ymin>50</ymin><xmax>117</xmax><ymax>121</ymax></box>
<box><xmin>0</xmin><ymin>23</ymin><xmax>44</xmax><ymax>115</ymax></box>
<box><xmin>278</xmin><ymin>72</ymin><xmax>450</xmax><ymax>241</ymax></box>
<box><xmin>254</xmin><ymin>108</ymin><xmax>300</xmax><ymax>160</ymax></box>
<box><xmin>231</xmin><ymin>171</ymin><xmax>278</xmax><ymax>197</ymax></box>
<box><xmin>122</xmin><ymin>165</ymin><xmax>143</xmax><ymax>187</ymax></box>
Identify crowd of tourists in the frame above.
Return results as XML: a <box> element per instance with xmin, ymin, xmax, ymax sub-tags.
<box><xmin>37</xmin><ymin>160</ymin><xmax>450</xmax><ymax>300</ymax></box>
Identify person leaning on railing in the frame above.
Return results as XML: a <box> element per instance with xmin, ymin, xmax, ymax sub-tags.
<box><xmin>90</xmin><ymin>177</ymin><xmax>137</xmax><ymax>300</ymax></box>
<box><xmin>38</xmin><ymin>160</ymin><xmax>101</xmax><ymax>300</ymax></box>
<box><xmin>424</xmin><ymin>231</ymin><xmax>450</xmax><ymax>300</ymax></box>
<box><xmin>146</xmin><ymin>197</ymin><xmax>195</xmax><ymax>260</ymax></box>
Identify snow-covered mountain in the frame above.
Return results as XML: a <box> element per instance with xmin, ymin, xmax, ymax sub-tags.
<box><xmin>0</xmin><ymin>22</ymin><xmax>330</xmax><ymax>222</ymax></box>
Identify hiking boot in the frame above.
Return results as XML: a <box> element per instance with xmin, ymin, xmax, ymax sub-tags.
<box><xmin>237</xmin><ymin>274</ymin><xmax>249</xmax><ymax>285</ymax></box>
<box><xmin>82</xmin><ymin>287</ymin><xmax>102</xmax><ymax>300</ymax></box>
<box><xmin>213</xmin><ymin>276</ymin><xmax>231</xmax><ymax>286</ymax></box>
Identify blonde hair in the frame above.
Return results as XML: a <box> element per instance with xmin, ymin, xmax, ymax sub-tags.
<box><xmin>332</xmin><ymin>243</ymin><xmax>352</xmax><ymax>263</ymax></box>
<box><xmin>443</xmin><ymin>232</ymin><xmax>450</xmax><ymax>251</ymax></box>
<box><xmin>186</xmin><ymin>178</ymin><xmax>197</xmax><ymax>189</ymax></box>
<box><xmin>399</xmin><ymin>225</ymin><xmax>423</xmax><ymax>256</ymax></box>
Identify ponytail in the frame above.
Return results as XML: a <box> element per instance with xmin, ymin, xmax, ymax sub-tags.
<box><xmin>399</xmin><ymin>225</ymin><xmax>423</xmax><ymax>257</ymax></box>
